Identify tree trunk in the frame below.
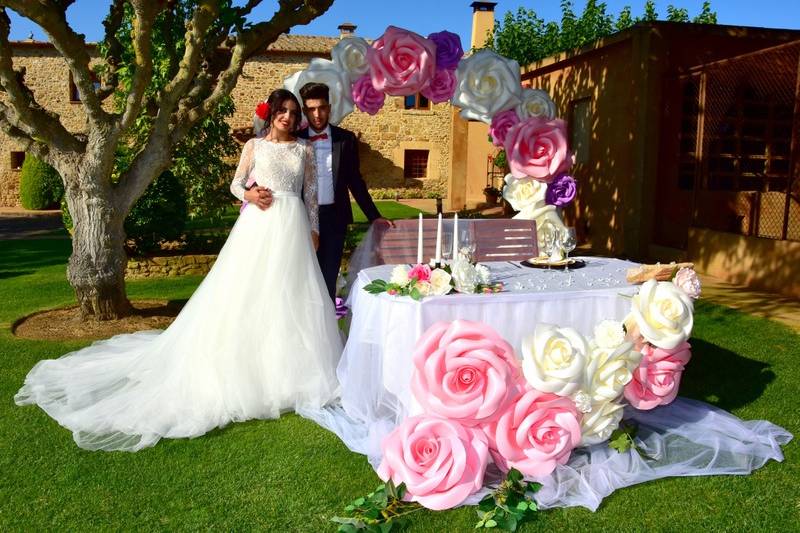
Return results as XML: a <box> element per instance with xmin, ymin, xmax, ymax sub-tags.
<box><xmin>64</xmin><ymin>186</ymin><xmax>131</xmax><ymax>320</ymax></box>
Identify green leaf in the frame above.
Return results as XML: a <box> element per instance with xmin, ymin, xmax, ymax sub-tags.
<box><xmin>485</xmin><ymin>519</ymin><xmax>498</xmax><ymax>528</ymax></box>
<box><xmin>479</xmin><ymin>494</ymin><xmax>496</xmax><ymax>512</ymax></box>
<box><xmin>506</xmin><ymin>469</ymin><xmax>523</xmax><ymax>483</ymax></box>
<box><xmin>526</xmin><ymin>482</ymin><xmax>542</xmax><ymax>493</ymax></box>
<box><xmin>409</xmin><ymin>287</ymin><xmax>421</xmax><ymax>301</ymax></box>
<box><xmin>395</xmin><ymin>482</ymin><xmax>407</xmax><ymax>499</ymax></box>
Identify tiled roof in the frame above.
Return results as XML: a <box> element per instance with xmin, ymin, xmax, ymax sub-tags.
<box><xmin>266</xmin><ymin>34</ymin><xmax>341</xmax><ymax>53</ymax></box>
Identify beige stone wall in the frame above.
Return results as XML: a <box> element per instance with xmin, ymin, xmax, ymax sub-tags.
<box><xmin>0</xmin><ymin>44</ymin><xmax>98</xmax><ymax>207</ymax></box>
<box><xmin>0</xmin><ymin>46</ymin><xmax>453</xmax><ymax>207</ymax></box>
<box><xmin>126</xmin><ymin>254</ymin><xmax>217</xmax><ymax>279</ymax></box>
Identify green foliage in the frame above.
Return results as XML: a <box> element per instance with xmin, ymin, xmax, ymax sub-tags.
<box><xmin>124</xmin><ymin>170</ymin><xmax>188</xmax><ymax>252</ymax></box>
<box><xmin>99</xmin><ymin>1</ymin><xmax>239</xmax><ymax>225</ymax></box>
<box><xmin>608</xmin><ymin>419</ymin><xmax>655</xmax><ymax>459</ymax></box>
<box><xmin>475</xmin><ymin>469</ymin><xmax>542</xmax><ymax>531</ymax></box>
<box><xmin>332</xmin><ymin>481</ymin><xmax>422</xmax><ymax>532</ymax></box>
<box><xmin>18</xmin><ymin>154</ymin><xmax>64</xmax><ymax>210</ymax></box>
<box><xmin>487</xmin><ymin>1</ymin><xmax>718</xmax><ymax>66</ymax></box>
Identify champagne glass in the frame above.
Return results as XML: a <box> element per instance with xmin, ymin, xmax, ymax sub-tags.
<box><xmin>562</xmin><ymin>227</ymin><xmax>577</xmax><ymax>272</ymax></box>
<box><xmin>459</xmin><ymin>228</ymin><xmax>475</xmax><ymax>262</ymax></box>
<box><xmin>442</xmin><ymin>231</ymin><xmax>453</xmax><ymax>263</ymax></box>
<box><xmin>538</xmin><ymin>221</ymin><xmax>556</xmax><ymax>271</ymax></box>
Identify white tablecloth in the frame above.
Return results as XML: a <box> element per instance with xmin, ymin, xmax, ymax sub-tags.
<box><xmin>336</xmin><ymin>257</ymin><xmax>639</xmax><ymax>445</ymax></box>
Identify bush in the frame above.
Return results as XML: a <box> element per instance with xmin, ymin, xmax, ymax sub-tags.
<box><xmin>19</xmin><ymin>154</ymin><xmax>64</xmax><ymax>210</ymax></box>
<box><xmin>61</xmin><ymin>169</ymin><xmax>187</xmax><ymax>253</ymax></box>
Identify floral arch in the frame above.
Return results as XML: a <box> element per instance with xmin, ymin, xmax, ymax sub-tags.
<box><xmin>272</xmin><ymin>25</ymin><xmax>576</xmax><ymax>238</ymax></box>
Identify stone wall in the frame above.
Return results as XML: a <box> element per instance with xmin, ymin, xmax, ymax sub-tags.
<box><xmin>126</xmin><ymin>254</ymin><xmax>217</xmax><ymax>279</ymax></box>
<box><xmin>0</xmin><ymin>43</ymin><xmax>453</xmax><ymax>208</ymax></box>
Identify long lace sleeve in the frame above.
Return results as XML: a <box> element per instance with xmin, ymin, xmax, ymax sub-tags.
<box><xmin>230</xmin><ymin>138</ymin><xmax>256</xmax><ymax>202</ymax></box>
<box><xmin>303</xmin><ymin>140</ymin><xmax>319</xmax><ymax>233</ymax></box>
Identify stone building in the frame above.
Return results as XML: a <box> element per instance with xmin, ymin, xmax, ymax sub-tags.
<box><xmin>0</xmin><ymin>24</ymin><xmax>457</xmax><ymax>208</ymax></box>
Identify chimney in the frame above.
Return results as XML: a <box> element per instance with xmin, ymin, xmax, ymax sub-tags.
<box><xmin>338</xmin><ymin>22</ymin><xmax>357</xmax><ymax>39</ymax></box>
<box><xmin>470</xmin><ymin>2</ymin><xmax>497</xmax><ymax>49</ymax></box>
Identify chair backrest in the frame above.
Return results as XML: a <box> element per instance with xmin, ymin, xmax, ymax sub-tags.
<box><xmin>372</xmin><ymin>218</ymin><xmax>538</xmax><ymax>265</ymax></box>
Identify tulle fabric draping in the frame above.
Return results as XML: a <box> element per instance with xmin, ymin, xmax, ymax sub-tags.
<box><xmin>16</xmin><ymin>195</ymin><xmax>342</xmax><ymax>452</ymax></box>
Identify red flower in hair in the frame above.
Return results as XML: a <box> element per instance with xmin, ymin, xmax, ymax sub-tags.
<box><xmin>255</xmin><ymin>102</ymin><xmax>270</xmax><ymax>120</ymax></box>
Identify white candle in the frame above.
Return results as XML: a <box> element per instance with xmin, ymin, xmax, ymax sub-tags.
<box><xmin>452</xmin><ymin>214</ymin><xmax>459</xmax><ymax>261</ymax></box>
<box><xmin>416</xmin><ymin>213</ymin><xmax>423</xmax><ymax>264</ymax></box>
<box><xmin>434</xmin><ymin>213</ymin><xmax>442</xmax><ymax>265</ymax></box>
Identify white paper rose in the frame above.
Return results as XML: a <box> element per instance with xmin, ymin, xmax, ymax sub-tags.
<box><xmin>390</xmin><ymin>265</ymin><xmax>410</xmax><ymax>287</ymax></box>
<box><xmin>429</xmin><ymin>268</ymin><xmax>453</xmax><ymax>296</ymax></box>
<box><xmin>451</xmin><ymin>257</ymin><xmax>480</xmax><ymax>293</ymax></box>
<box><xmin>572</xmin><ymin>390</ymin><xmax>593</xmax><ymax>413</ymax></box>
<box><xmin>674</xmin><ymin>267</ymin><xmax>701</xmax><ymax>299</ymax></box>
<box><xmin>331</xmin><ymin>36</ymin><xmax>371</xmax><ymax>81</ymax></box>
<box><xmin>593</xmin><ymin>320</ymin><xmax>626</xmax><ymax>349</ymax></box>
<box><xmin>521</xmin><ymin>324</ymin><xmax>589</xmax><ymax>397</ymax></box>
<box><xmin>284</xmin><ymin>58</ymin><xmax>354</xmax><ymax>125</ymax></box>
<box><xmin>416</xmin><ymin>280</ymin><xmax>432</xmax><ymax>297</ymax></box>
<box><xmin>502</xmin><ymin>174</ymin><xmax>547</xmax><ymax>213</ymax></box>
<box><xmin>580</xmin><ymin>400</ymin><xmax>624</xmax><ymax>446</ymax></box>
<box><xmin>516</xmin><ymin>88</ymin><xmax>556</xmax><ymax>120</ymax></box>
<box><xmin>630</xmin><ymin>279</ymin><xmax>694</xmax><ymax>349</ymax></box>
<box><xmin>475</xmin><ymin>264</ymin><xmax>490</xmax><ymax>285</ymax></box>
<box><xmin>451</xmin><ymin>49</ymin><xmax>522</xmax><ymax>123</ymax></box>
<box><xmin>584</xmin><ymin>341</ymin><xmax>641</xmax><ymax>403</ymax></box>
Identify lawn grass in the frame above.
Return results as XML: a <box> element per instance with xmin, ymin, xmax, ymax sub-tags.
<box><xmin>0</xmin><ymin>237</ymin><xmax>796</xmax><ymax>531</ymax></box>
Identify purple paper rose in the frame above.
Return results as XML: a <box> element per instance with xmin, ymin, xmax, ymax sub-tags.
<box><xmin>421</xmin><ymin>67</ymin><xmax>457</xmax><ymax>104</ymax></box>
<box><xmin>352</xmin><ymin>74</ymin><xmax>385</xmax><ymax>115</ymax></box>
<box><xmin>427</xmin><ymin>30</ymin><xmax>464</xmax><ymax>70</ymax></box>
<box><xmin>545</xmin><ymin>174</ymin><xmax>577</xmax><ymax>206</ymax></box>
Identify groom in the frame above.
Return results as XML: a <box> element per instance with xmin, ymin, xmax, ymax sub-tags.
<box><xmin>298</xmin><ymin>82</ymin><xmax>392</xmax><ymax>300</ymax></box>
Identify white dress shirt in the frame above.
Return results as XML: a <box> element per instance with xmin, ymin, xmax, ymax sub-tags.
<box><xmin>310</xmin><ymin>125</ymin><xmax>334</xmax><ymax>206</ymax></box>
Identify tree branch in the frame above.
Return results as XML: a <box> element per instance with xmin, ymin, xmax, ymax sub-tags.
<box><xmin>95</xmin><ymin>0</ymin><xmax>125</xmax><ymax>102</ymax></box>
<box><xmin>1</xmin><ymin>0</ymin><xmax>109</xmax><ymax>124</ymax></box>
<box><xmin>172</xmin><ymin>0</ymin><xmax>334</xmax><ymax>143</ymax></box>
<box><xmin>117</xmin><ymin>0</ymin><xmax>162</xmax><ymax>131</ymax></box>
<box><xmin>0</xmin><ymin>9</ymin><xmax>84</xmax><ymax>153</ymax></box>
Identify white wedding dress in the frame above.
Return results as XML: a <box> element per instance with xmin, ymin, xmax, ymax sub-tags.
<box><xmin>15</xmin><ymin>138</ymin><xmax>342</xmax><ymax>452</ymax></box>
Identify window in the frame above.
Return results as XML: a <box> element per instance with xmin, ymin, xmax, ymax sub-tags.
<box><xmin>69</xmin><ymin>71</ymin><xmax>101</xmax><ymax>103</ymax></box>
<box><xmin>404</xmin><ymin>93</ymin><xmax>430</xmax><ymax>110</ymax></box>
<box><xmin>404</xmin><ymin>149</ymin><xmax>429</xmax><ymax>179</ymax></box>
<box><xmin>569</xmin><ymin>98</ymin><xmax>591</xmax><ymax>164</ymax></box>
<box><xmin>10</xmin><ymin>151</ymin><xmax>24</xmax><ymax>171</ymax></box>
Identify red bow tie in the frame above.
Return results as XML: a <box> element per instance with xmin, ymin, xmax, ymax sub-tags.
<box><xmin>309</xmin><ymin>133</ymin><xmax>329</xmax><ymax>142</ymax></box>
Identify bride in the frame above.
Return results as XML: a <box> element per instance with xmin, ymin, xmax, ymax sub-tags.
<box><xmin>14</xmin><ymin>89</ymin><xmax>342</xmax><ymax>452</ymax></box>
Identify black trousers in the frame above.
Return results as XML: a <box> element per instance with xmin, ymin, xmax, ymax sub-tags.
<box><xmin>316</xmin><ymin>204</ymin><xmax>346</xmax><ymax>301</ymax></box>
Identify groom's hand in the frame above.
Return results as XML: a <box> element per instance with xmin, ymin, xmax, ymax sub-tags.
<box><xmin>244</xmin><ymin>186</ymin><xmax>273</xmax><ymax>210</ymax></box>
<box><xmin>372</xmin><ymin>217</ymin><xmax>394</xmax><ymax>228</ymax></box>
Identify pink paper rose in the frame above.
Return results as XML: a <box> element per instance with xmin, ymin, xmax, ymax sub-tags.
<box><xmin>420</xmin><ymin>67</ymin><xmax>457</xmax><ymax>104</ymax></box>
<box><xmin>674</xmin><ymin>267</ymin><xmax>701</xmax><ymax>299</ymax></box>
<box><xmin>624</xmin><ymin>342</ymin><xmax>692</xmax><ymax>410</ymax></box>
<box><xmin>504</xmin><ymin>117</ymin><xmax>572</xmax><ymax>182</ymax></box>
<box><xmin>489</xmin><ymin>109</ymin><xmax>521</xmax><ymax>147</ymax></box>
<box><xmin>483</xmin><ymin>388</ymin><xmax>582</xmax><ymax>477</ymax></box>
<box><xmin>410</xmin><ymin>320</ymin><xmax>521</xmax><ymax>426</ymax></box>
<box><xmin>368</xmin><ymin>26</ymin><xmax>437</xmax><ymax>96</ymax></box>
<box><xmin>408</xmin><ymin>263</ymin><xmax>432</xmax><ymax>282</ymax></box>
<box><xmin>351</xmin><ymin>74</ymin><xmax>385</xmax><ymax>115</ymax></box>
<box><xmin>377</xmin><ymin>415</ymin><xmax>489</xmax><ymax>510</ymax></box>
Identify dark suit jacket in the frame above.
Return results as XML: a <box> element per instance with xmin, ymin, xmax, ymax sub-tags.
<box><xmin>299</xmin><ymin>125</ymin><xmax>381</xmax><ymax>230</ymax></box>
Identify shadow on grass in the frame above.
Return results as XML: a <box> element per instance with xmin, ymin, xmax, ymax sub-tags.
<box><xmin>0</xmin><ymin>239</ymin><xmax>72</xmax><ymax>275</ymax></box>
<box><xmin>680</xmin><ymin>338</ymin><xmax>775</xmax><ymax>411</ymax></box>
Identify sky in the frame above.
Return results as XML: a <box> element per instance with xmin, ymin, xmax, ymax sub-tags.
<box><xmin>7</xmin><ymin>0</ymin><xmax>800</xmax><ymax>46</ymax></box>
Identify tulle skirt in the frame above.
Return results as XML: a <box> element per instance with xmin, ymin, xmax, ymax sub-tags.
<box><xmin>15</xmin><ymin>193</ymin><xmax>342</xmax><ymax>451</ymax></box>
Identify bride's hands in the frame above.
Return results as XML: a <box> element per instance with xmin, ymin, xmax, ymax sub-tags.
<box><xmin>311</xmin><ymin>231</ymin><xmax>320</xmax><ymax>251</ymax></box>
<box><xmin>243</xmin><ymin>186</ymin><xmax>273</xmax><ymax>210</ymax></box>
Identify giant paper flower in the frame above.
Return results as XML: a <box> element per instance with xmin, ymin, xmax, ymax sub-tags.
<box><xmin>284</xmin><ymin>58</ymin><xmax>354</xmax><ymax>125</ymax></box>
<box><xmin>505</xmin><ymin>117</ymin><xmax>572</xmax><ymax>182</ymax></box>
<box><xmin>629</xmin><ymin>279</ymin><xmax>694</xmax><ymax>349</ymax></box>
<box><xmin>427</xmin><ymin>30</ymin><xmax>464</xmax><ymax>70</ymax></box>
<box><xmin>368</xmin><ymin>26</ymin><xmax>437</xmax><ymax>96</ymax></box>
<box><xmin>583</xmin><ymin>340</ymin><xmax>641</xmax><ymax>404</ymax></box>
<box><xmin>377</xmin><ymin>416</ymin><xmax>489</xmax><ymax>510</ymax></box>
<box><xmin>421</xmin><ymin>67</ymin><xmax>457</xmax><ymax>104</ymax></box>
<box><xmin>516</xmin><ymin>88</ymin><xmax>557</xmax><ymax>120</ymax></box>
<box><xmin>410</xmin><ymin>320</ymin><xmax>521</xmax><ymax>425</ymax></box>
<box><xmin>579</xmin><ymin>400</ymin><xmax>624</xmax><ymax>446</ymax></box>
<box><xmin>502</xmin><ymin>174</ymin><xmax>546</xmax><ymax>213</ymax></box>
<box><xmin>451</xmin><ymin>49</ymin><xmax>521</xmax><ymax>123</ymax></box>
<box><xmin>489</xmin><ymin>109</ymin><xmax>521</xmax><ymax>147</ymax></box>
<box><xmin>483</xmin><ymin>388</ymin><xmax>582</xmax><ymax>477</ymax></box>
<box><xmin>545</xmin><ymin>174</ymin><xmax>577</xmax><ymax>206</ymax></box>
<box><xmin>624</xmin><ymin>342</ymin><xmax>692</xmax><ymax>410</ymax></box>
<box><xmin>521</xmin><ymin>324</ymin><xmax>589</xmax><ymax>397</ymax></box>
<box><xmin>352</xmin><ymin>74</ymin><xmax>386</xmax><ymax>115</ymax></box>
<box><xmin>331</xmin><ymin>36</ymin><xmax>371</xmax><ymax>81</ymax></box>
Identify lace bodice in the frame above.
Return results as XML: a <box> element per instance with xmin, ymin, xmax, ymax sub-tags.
<box><xmin>230</xmin><ymin>138</ymin><xmax>319</xmax><ymax>232</ymax></box>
